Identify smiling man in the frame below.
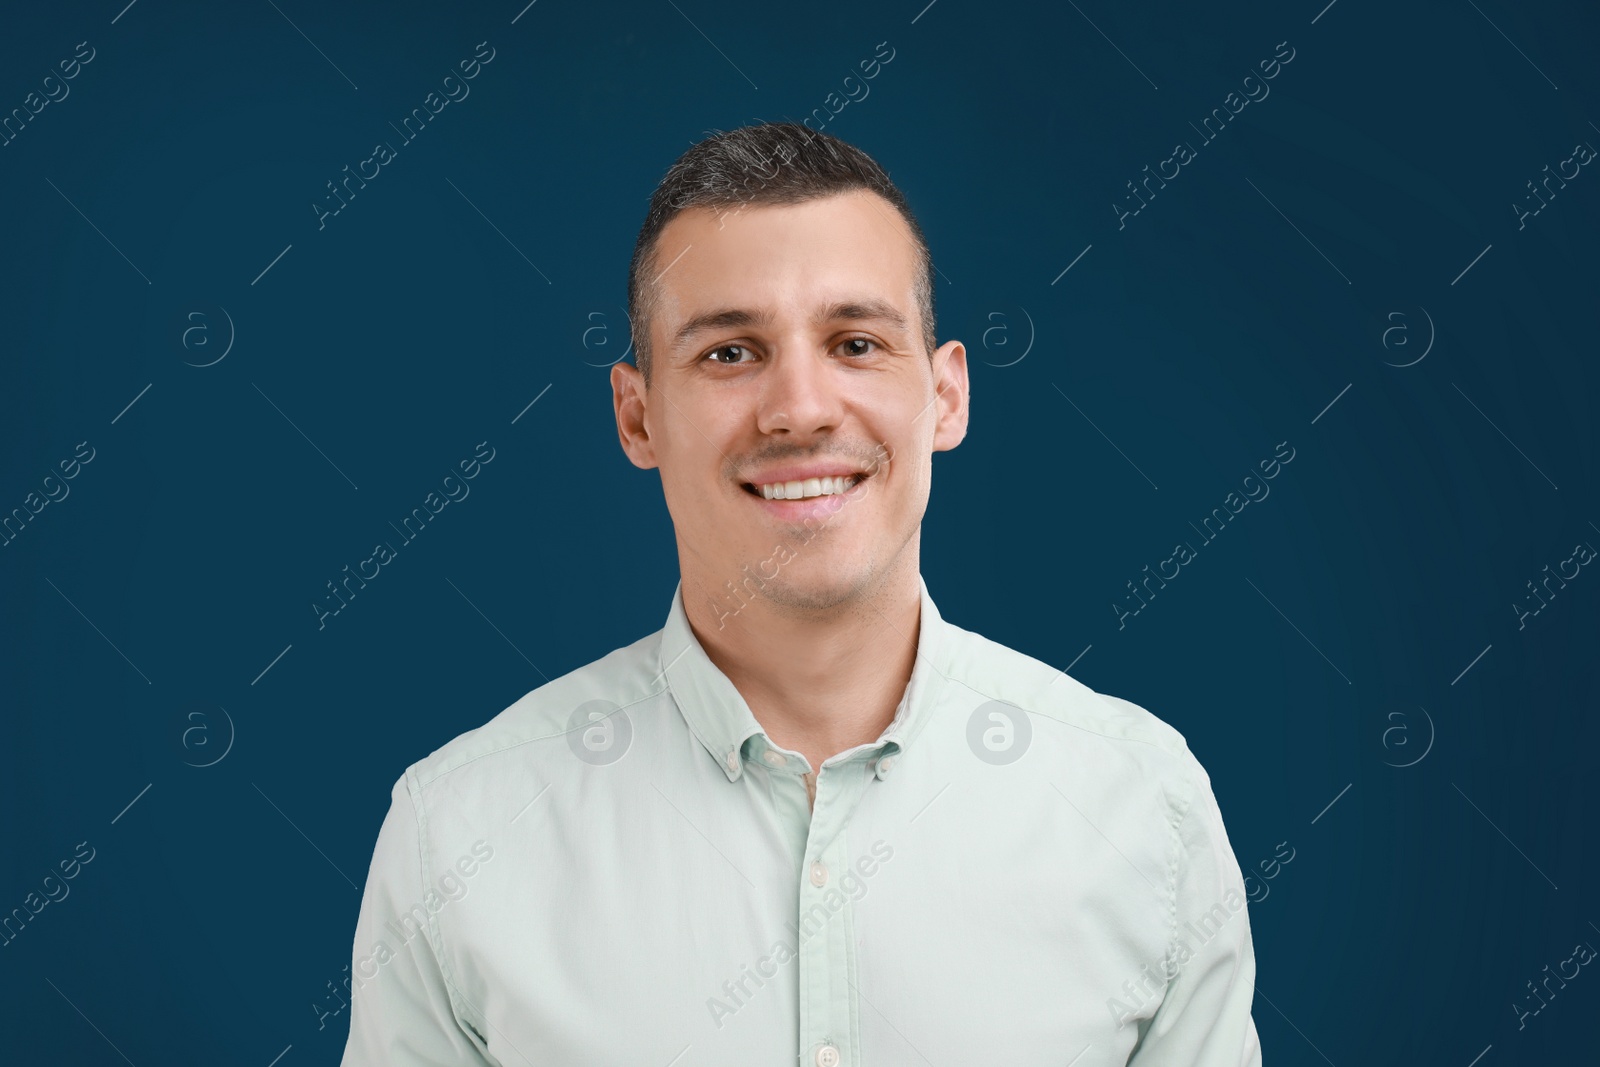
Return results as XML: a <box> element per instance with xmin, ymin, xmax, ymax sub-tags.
<box><xmin>342</xmin><ymin>122</ymin><xmax>1262</xmax><ymax>1066</ymax></box>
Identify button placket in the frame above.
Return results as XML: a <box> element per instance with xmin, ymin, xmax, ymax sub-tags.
<box><xmin>796</xmin><ymin>765</ymin><xmax>873</xmax><ymax>1067</ymax></box>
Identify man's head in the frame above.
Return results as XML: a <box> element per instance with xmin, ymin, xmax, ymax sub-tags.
<box><xmin>612</xmin><ymin>122</ymin><xmax>968</xmax><ymax>624</ymax></box>
<box><xmin>626</xmin><ymin>122</ymin><xmax>937</xmax><ymax>389</ymax></box>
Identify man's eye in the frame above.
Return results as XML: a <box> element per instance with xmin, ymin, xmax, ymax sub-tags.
<box><xmin>704</xmin><ymin>344</ymin><xmax>754</xmax><ymax>365</ymax></box>
<box><xmin>839</xmin><ymin>338</ymin><xmax>877</xmax><ymax>358</ymax></box>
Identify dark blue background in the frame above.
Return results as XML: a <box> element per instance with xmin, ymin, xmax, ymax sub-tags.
<box><xmin>2</xmin><ymin>0</ymin><xmax>1595</xmax><ymax>1062</ymax></box>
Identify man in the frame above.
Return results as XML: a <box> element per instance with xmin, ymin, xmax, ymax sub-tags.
<box><xmin>341</xmin><ymin>121</ymin><xmax>1262</xmax><ymax>1065</ymax></box>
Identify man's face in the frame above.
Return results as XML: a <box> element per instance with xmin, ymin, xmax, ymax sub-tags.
<box><xmin>612</xmin><ymin>189</ymin><xmax>968</xmax><ymax>622</ymax></box>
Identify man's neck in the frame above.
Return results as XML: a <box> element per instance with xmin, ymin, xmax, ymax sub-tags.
<box><xmin>683</xmin><ymin>560</ymin><xmax>922</xmax><ymax>775</ymax></box>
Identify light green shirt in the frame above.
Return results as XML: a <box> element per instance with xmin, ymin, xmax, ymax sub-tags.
<box><xmin>341</xmin><ymin>575</ymin><xmax>1262</xmax><ymax>1066</ymax></box>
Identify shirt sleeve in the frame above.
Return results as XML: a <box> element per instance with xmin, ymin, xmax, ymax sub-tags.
<box><xmin>1126</xmin><ymin>755</ymin><xmax>1263</xmax><ymax>1066</ymax></box>
<box><xmin>340</xmin><ymin>772</ymin><xmax>497</xmax><ymax>1067</ymax></box>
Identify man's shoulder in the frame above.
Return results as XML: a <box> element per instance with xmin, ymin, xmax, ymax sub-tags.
<box><xmin>402</xmin><ymin>626</ymin><xmax>670</xmax><ymax>790</ymax></box>
<box><xmin>941</xmin><ymin>618</ymin><xmax>1208</xmax><ymax>786</ymax></box>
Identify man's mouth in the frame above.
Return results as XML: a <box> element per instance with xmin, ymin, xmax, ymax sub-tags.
<box><xmin>741</xmin><ymin>472</ymin><xmax>869</xmax><ymax>501</ymax></box>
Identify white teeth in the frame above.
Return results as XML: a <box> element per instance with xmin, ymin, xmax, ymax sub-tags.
<box><xmin>757</xmin><ymin>475</ymin><xmax>858</xmax><ymax>500</ymax></box>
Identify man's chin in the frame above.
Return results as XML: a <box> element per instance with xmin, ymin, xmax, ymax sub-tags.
<box><xmin>743</xmin><ymin>558</ymin><xmax>880</xmax><ymax>613</ymax></box>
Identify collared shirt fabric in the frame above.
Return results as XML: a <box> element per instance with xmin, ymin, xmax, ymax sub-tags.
<box><xmin>341</xmin><ymin>576</ymin><xmax>1262</xmax><ymax>1066</ymax></box>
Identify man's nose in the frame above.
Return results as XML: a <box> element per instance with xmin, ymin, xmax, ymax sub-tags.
<box><xmin>754</xmin><ymin>345</ymin><xmax>845</xmax><ymax>437</ymax></box>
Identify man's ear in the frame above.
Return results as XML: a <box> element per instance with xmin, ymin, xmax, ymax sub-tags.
<box><xmin>930</xmin><ymin>339</ymin><xmax>969</xmax><ymax>453</ymax></box>
<box><xmin>612</xmin><ymin>361</ymin><xmax>659</xmax><ymax>470</ymax></box>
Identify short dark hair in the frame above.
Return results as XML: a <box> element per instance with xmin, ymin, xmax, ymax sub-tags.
<box><xmin>627</xmin><ymin>121</ymin><xmax>937</xmax><ymax>387</ymax></box>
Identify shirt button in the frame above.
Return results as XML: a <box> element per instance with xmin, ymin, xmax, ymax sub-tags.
<box><xmin>762</xmin><ymin>750</ymin><xmax>785</xmax><ymax>767</ymax></box>
<box><xmin>878</xmin><ymin>755</ymin><xmax>895</xmax><ymax>774</ymax></box>
<box><xmin>809</xmin><ymin>861</ymin><xmax>829</xmax><ymax>887</ymax></box>
<box><xmin>724</xmin><ymin>750</ymin><xmax>740</xmax><ymax>773</ymax></box>
<box><xmin>814</xmin><ymin>1044</ymin><xmax>841</xmax><ymax>1067</ymax></box>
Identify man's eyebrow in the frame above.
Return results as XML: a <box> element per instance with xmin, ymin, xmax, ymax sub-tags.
<box><xmin>671</xmin><ymin>307</ymin><xmax>771</xmax><ymax>350</ymax></box>
<box><xmin>814</xmin><ymin>299</ymin><xmax>909</xmax><ymax>334</ymax></box>
<box><xmin>670</xmin><ymin>299</ymin><xmax>909</xmax><ymax>350</ymax></box>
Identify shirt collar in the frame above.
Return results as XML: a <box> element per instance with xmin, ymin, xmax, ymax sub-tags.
<box><xmin>658</xmin><ymin>574</ymin><xmax>951</xmax><ymax>782</ymax></box>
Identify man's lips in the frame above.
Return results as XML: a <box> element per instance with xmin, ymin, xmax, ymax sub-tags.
<box><xmin>741</xmin><ymin>471</ymin><xmax>867</xmax><ymax>501</ymax></box>
<box><xmin>740</xmin><ymin>450</ymin><xmax>889</xmax><ymax>494</ymax></box>
<box><xmin>735</xmin><ymin>448</ymin><xmax>890</xmax><ymax>515</ymax></box>
<box><xmin>740</xmin><ymin>471</ymin><xmax>868</xmax><ymax>520</ymax></box>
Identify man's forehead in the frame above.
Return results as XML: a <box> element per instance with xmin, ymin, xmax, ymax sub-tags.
<box><xmin>651</xmin><ymin>192</ymin><xmax>918</xmax><ymax>343</ymax></box>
